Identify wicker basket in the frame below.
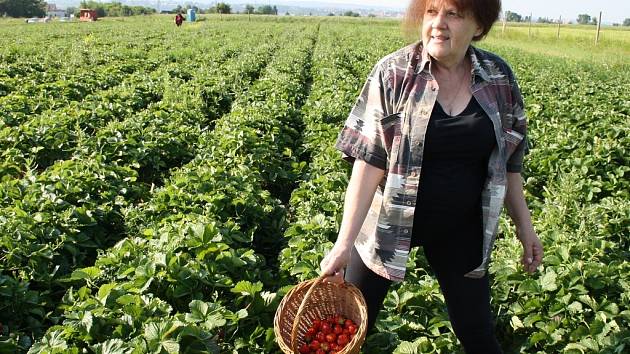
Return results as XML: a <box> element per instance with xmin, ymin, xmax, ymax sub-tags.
<box><xmin>274</xmin><ymin>275</ymin><xmax>368</xmax><ymax>354</ymax></box>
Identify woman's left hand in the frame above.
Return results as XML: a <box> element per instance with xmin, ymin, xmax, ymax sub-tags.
<box><xmin>517</xmin><ymin>227</ymin><xmax>543</xmax><ymax>273</ymax></box>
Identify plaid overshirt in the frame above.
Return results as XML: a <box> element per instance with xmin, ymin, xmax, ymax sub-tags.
<box><xmin>335</xmin><ymin>41</ymin><xmax>528</xmax><ymax>282</ymax></box>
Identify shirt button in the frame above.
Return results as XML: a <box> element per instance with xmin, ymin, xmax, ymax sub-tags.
<box><xmin>403</xmin><ymin>229</ymin><xmax>409</xmax><ymax>234</ymax></box>
<box><xmin>431</xmin><ymin>87</ymin><xmax>436</xmax><ymax>91</ymax></box>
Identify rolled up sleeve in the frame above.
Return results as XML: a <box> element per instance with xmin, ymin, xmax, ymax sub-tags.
<box><xmin>506</xmin><ymin>70</ymin><xmax>528</xmax><ymax>173</ymax></box>
<box><xmin>335</xmin><ymin>63</ymin><xmax>389</xmax><ymax>170</ymax></box>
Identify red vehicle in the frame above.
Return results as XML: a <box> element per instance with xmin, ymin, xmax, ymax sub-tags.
<box><xmin>79</xmin><ymin>9</ymin><xmax>97</xmax><ymax>22</ymax></box>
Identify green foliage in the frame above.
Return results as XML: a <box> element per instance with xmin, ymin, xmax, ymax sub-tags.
<box><xmin>256</xmin><ymin>5</ymin><xmax>278</xmax><ymax>15</ymax></box>
<box><xmin>78</xmin><ymin>1</ymin><xmax>156</xmax><ymax>17</ymax></box>
<box><xmin>0</xmin><ymin>15</ymin><xmax>627</xmax><ymax>354</ymax></box>
<box><xmin>577</xmin><ymin>14</ymin><xmax>592</xmax><ymax>25</ymax></box>
<box><xmin>504</xmin><ymin>11</ymin><xmax>523</xmax><ymax>22</ymax></box>
<box><xmin>0</xmin><ymin>0</ymin><xmax>45</xmax><ymax>17</ymax></box>
<box><xmin>215</xmin><ymin>2</ymin><xmax>231</xmax><ymax>15</ymax></box>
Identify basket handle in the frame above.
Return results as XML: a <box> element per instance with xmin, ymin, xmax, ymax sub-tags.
<box><xmin>290</xmin><ymin>274</ymin><xmax>336</xmax><ymax>353</ymax></box>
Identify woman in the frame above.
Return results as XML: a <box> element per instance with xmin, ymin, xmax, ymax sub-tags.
<box><xmin>319</xmin><ymin>0</ymin><xmax>543</xmax><ymax>352</ymax></box>
<box><xmin>175</xmin><ymin>13</ymin><xmax>184</xmax><ymax>27</ymax></box>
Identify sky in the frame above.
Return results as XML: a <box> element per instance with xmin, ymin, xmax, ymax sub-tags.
<box><xmin>291</xmin><ymin>0</ymin><xmax>629</xmax><ymax>24</ymax></box>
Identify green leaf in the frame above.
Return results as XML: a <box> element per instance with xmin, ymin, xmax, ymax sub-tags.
<box><xmin>558</xmin><ymin>246</ymin><xmax>570</xmax><ymax>261</ymax></box>
<box><xmin>188</xmin><ymin>300</ymin><xmax>209</xmax><ymax>322</ymax></box>
<box><xmin>563</xmin><ymin>342</ymin><xmax>587</xmax><ymax>354</ymax></box>
<box><xmin>27</xmin><ymin>330</ymin><xmax>68</xmax><ymax>353</ymax></box>
<box><xmin>70</xmin><ymin>266</ymin><xmax>102</xmax><ymax>281</ymax></box>
<box><xmin>540</xmin><ymin>270</ymin><xmax>558</xmax><ymax>292</ymax></box>
<box><xmin>393</xmin><ymin>341</ymin><xmax>419</xmax><ymax>354</ymax></box>
<box><xmin>231</xmin><ymin>281</ymin><xmax>263</xmax><ymax>296</ymax></box>
<box><xmin>518</xmin><ymin>279</ymin><xmax>540</xmax><ymax>293</ymax></box>
<box><xmin>81</xmin><ymin>311</ymin><xmax>93</xmax><ymax>334</ymax></box>
<box><xmin>510</xmin><ymin>315</ymin><xmax>524</xmax><ymax>330</ymax></box>
<box><xmin>161</xmin><ymin>340</ymin><xmax>180</xmax><ymax>354</ymax></box>
<box><xmin>97</xmin><ymin>283</ymin><xmax>118</xmax><ymax>305</ymax></box>
<box><xmin>91</xmin><ymin>339</ymin><xmax>131</xmax><ymax>354</ymax></box>
<box><xmin>567</xmin><ymin>301</ymin><xmax>583</xmax><ymax>314</ymax></box>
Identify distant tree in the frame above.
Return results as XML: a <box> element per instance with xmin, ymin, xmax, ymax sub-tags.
<box><xmin>285</xmin><ymin>11</ymin><xmax>289</xmax><ymax>16</ymax></box>
<box><xmin>504</xmin><ymin>10</ymin><xmax>522</xmax><ymax>22</ymax></box>
<box><xmin>590</xmin><ymin>15</ymin><xmax>597</xmax><ymax>25</ymax></box>
<box><xmin>245</xmin><ymin>4</ymin><xmax>254</xmax><ymax>14</ymax></box>
<box><xmin>368</xmin><ymin>13</ymin><xmax>376</xmax><ymax>18</ymax></box>
<box><xmin>537</xmin><ymin>17</ymin><xmax>553</xmax><ymax>24</ymax></box>
<box><xmin>216</xmin><ymin>2</ymin><xmax>230</xmax><ymax>14</ymax></box>
<box><xmin>577</xmin><ymin>14</ymin><xmax>591</xmax><ymax>25</ymax></box>
<box><xmin>343</xmin><ymin>10</ymin><xmax>359</xmax><ymax>17</ymax></box>
<box><xmin>0</xmin><ymin>0</ymin><xmax>46</xmax><ymax>17</ymax></box>
<box><xmin>327</xmin><ymin>12</ymin><xmax>334</xmax><ymax>16</ymax></box>
<box><xmin>624</xmin><ymin>18</ymin><xmax>630</xmax><ymax>26</ymax></box>
<box><xmin>65</xmin><ymin>6</ymin><xmax>77</xmax><ymax>16</ymax></box>
<box><xmin>256</xmin><ymin>5</ymin><xmax>275</xmax><ymax>15</ymax></box>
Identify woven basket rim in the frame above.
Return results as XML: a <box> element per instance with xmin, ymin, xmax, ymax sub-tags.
<box><xmin>274</xmin><ymin>275</ymin><xmax>368</xmax><ymax>354</ymax></box>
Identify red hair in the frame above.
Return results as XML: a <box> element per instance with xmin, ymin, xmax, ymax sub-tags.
<box><xmin>403</xmin><ymin>0</ymin><xmax>501</xmax><ymax>41</ymax></box>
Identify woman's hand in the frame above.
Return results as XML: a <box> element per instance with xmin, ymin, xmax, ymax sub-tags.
<box><xmin>505</xmin><ymin>173</ymin><xmax>543</xmax><ymax>274</ymax></box>
<box><xmin>517</xmin><ymin>227</ymin><xmax>543</xmax><ymax>273</ymax></box>
<box><xmin>320</xmin><ymin>243</ymin><xmax>352</xmax><ymax>284</ymax></box>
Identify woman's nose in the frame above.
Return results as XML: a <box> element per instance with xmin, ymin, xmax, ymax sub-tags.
<box><xmin>432</xmin><ymin>12</ymin><xmax>447</xmax><ymax>29</ymax></box>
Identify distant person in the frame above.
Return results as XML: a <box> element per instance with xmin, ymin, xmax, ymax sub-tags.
<box><xmin>320</xmin><ymin>0</ymin><xmax>543</xmax><ymax>353</ymax></box>
<box><xmin>175</xmin><ymin>13</ymin><xmax>184</xmax><ymax>27</ymax></box>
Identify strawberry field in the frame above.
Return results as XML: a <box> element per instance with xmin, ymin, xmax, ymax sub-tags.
<box><xmin>0</xmin><ymin>16</ymin><xmax>628</xmax><ymax>353</ymax></box>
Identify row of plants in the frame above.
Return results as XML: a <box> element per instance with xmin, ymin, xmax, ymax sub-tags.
<box><xmin>485</xmin><ymin>45</ymin><xmax>629</xmax><ymax>354</ymax></box>
<box><xmin>0</xmin><ymin>18</ymin><xmax>257</xmax><ymax>128</ymax></box>
<box><xmin>72</xmin><ymin>32</ymin><xmax>280</xmax><ymax>185</ymax></box>
<box><xmin>0</xmin><ymin>20</ymin><xmax>186</xmax><ymax>126</ymax></box>
<box><xmin>0</xmin><ymin>58</ymin><xmax>155</xmax><ymax>128</ymax></box>
<box><xmin>0</xmin><ymin>22</ymin><xmax>269</xmax><ymax>178</ymax></box>
<box><xmin>0</xmin><ymin>22</ymin><xmax>287</xmax><ymax>351</ymax></box>
<box><xmin>23</xmin><ymin>24</ymin><xmax>318</xmax><ymax>353</ymax></box>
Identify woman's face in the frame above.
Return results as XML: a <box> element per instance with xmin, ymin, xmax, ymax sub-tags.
<box><xmin>421</xmin><ymin>1</ymin><xmax>482</xmax><ymax>65</ymax></box>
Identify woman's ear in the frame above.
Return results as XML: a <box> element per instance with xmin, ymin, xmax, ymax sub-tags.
<box><xmin>475</xmin><ymin>25</ymin><xmax>483</xmax><ymax>37</ymax></box>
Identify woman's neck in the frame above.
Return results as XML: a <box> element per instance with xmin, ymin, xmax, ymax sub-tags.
<box><xmin>432</xmin><ymin>56</ymin><xmax>469</xmax><ymax>81</ymax></box>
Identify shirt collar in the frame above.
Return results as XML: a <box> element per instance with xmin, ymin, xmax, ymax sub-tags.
<box><xmin>414</xmin><ymin>42</ymin><xmax>492</xmax><ymax>83</ymax></box>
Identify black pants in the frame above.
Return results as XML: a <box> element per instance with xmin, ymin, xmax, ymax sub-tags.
<box><xmin>345</xmin><ymin>239</ymin><xmax>503</xmax><ymax>354</ymax></box>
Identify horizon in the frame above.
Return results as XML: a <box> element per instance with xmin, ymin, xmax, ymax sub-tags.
<box><xmin>47</xmin><ymin>0</ymin><xmax>630</xmax><ymax>24</ymax></box>
<box><xmin>275</xmin><ymin>0</ymin><xmax>629</xmax><ymax>24</ymax></box>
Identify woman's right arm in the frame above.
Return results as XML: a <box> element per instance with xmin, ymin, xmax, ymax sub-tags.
<box><xmin>320</xmin><ymin>159</ymin><xmax>385</xmax><ymax>283</ymax></box>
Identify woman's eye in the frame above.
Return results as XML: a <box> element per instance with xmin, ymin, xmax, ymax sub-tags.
<box><xmin>447</xmin><ymin>11</ymin><xmax>459</xmax><ymax>17</ymax></box>
<box><xmin>426</xmin><ymin>9</ymin><xmax>437</xmax><ymax>15</ymax></box>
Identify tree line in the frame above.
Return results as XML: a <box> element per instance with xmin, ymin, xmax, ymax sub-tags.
<box><xmin>0</xmin><ymin>0</ymin><xmax>155</xmax><ymax>18</ymax></box>
<box><xmin>504</xmin><ymin>10</ymin><xmax>630</xmax><ymax>26</ymax></box>
<box><xmin>0</xmin><ymin>0</ymin><xmax>46</xmax><ymax>17</ymax></box>
<box><xmin>203</xmin><ymin>3</ymin><xmax>279</xmax><ymax>15</ymax></box>
<box><xmin>76</xmin><ymin>1</ymin><xmax>155</xmax><ymax>17</ymax></box>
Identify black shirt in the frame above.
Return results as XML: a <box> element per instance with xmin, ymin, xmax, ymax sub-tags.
<box><xmin>412</xmin><ymin>96</ymin><xmax>496</xmax><ymax>245</ymax></box>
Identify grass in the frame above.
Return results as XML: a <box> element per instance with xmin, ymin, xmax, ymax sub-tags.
<box><xmin>484</xmin><ymin>22</ymin><xmax>630</xmax><ymax>67</ymax></box>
